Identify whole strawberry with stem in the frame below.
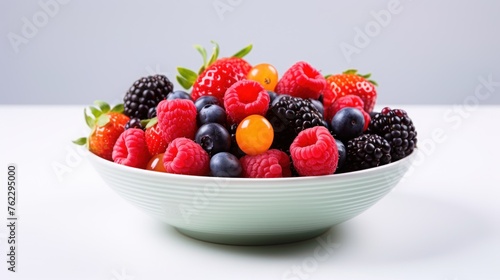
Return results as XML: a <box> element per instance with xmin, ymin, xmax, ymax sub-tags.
<box><xmin>176</xmin><ymin>41</ymin><xmax>252</xmax><ymax>104</ymax></box>
<box><xmin>323</xmin><ymin>69</ymin><xmax>378</xmax><ymax>113</ymax></box>
<box><xmin>73</xmin><ymin>101</ymin><xmax>129</xmax><ymax>161</ymax></box>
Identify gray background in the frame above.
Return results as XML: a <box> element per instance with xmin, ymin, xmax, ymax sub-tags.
<box><xmin>1</xmin><ymin>0</ymin><xmax>499</xmax><ymax>105</ymax></box>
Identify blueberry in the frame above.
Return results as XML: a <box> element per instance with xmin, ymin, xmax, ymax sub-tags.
<box><xmin>330</xmin><ymin>107</ymin><xmax>365</xmax><ymax>141</ymax></box>
<box><xmin>210</xmin><ymin>152</ymin><xmax>242</xmax><ymax>177</ymax></box>
<box><xmin>198</xmin><ymin>104</ymin><xmax>226</xmax><ymax>126</ymax></box>
<box><xmin>194</xmin><ymin>96</ymin><xmax>220</xmax><ymax>113</ymax></box>
<box><xmin>195</xmin><ymin>123</ymin><xmax>231</xmax><ymax>156</ymax></box>
<box><xmin>335</xmin><ymin>139</ymin><xmax>346</xmax><ymax>170</ymax></box>
<box><xmin>266</xmin><ymin>91</ymin><xmax>278</xmax><ymax>105</ymax></box>
<box><xmin>166</xmin><ymin>90</ymin><xmax>192</xmax><ymax>100</ymax></box>
<box><xmin>309</xmin><ymin>98</ymin><xmax>324</xmax><ymax>117</ymax></box>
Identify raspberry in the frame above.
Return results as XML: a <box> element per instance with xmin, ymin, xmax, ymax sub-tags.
<box><xmin>275</xmin><ymin>61</ymin><xmax>326</xmax><ymax>100</ymax></box>
<box><xmin>112</xmin><ymin>128</ymin><xmax>151</xmax><ymax>169</ymax></box>
<box><xmin>157</xmin><ymin>99</ymin><xmax>197</xmax><ymax>144</ymax></box>
<box><xmin>325</xmin><ymin>95</ymin><xmax>370</xmax><ymax>130</ymax></box>
<box><xmin>224</xmin><ymin>80</ymin><xmax>270</xmax><ymax>124</ymax></box>
<box><xmin>290</xmin><ymin>126</ymin><xmax>338</xmax><ymax>176</ymax></box>
<box><xmin>163</xmin><ymin>138</ymin><xmax>210</xmax><ymax>176</ymax></box>
<box><xmin>240</xmin><ymin>149</ymin><xmax>291</xmax><ymax>178</ymax></box>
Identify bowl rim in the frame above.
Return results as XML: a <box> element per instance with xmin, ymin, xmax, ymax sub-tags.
<box><xmin>87</xmin><ymin>149</ymin><xmax>416</xmax><ymax>183</ymax></box>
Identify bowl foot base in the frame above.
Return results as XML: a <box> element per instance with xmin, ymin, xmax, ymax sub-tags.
<box><xmin>175</xmin><ymin>227</ymin><xmax>331</xmax><ymax>246</ymax></box>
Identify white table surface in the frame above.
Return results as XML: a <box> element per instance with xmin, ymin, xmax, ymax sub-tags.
<box><xmin>0</xmin><ymin>105</ymin><xmax>499</xmax><ymax>280</ymax></box>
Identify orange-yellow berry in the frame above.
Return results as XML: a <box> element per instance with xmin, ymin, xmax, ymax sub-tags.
<box><xmin>236</xmin><ymin>115</ymin><xmax>274</xmax><ymax>156</ymax></box>
<box><xmin>246</xmin><ymin>63</ymin><xmax>279</xmax><ymax>91</ymax></box>
<box><xmin>147</xmin><ymin>153</ymin><xmax>166</xmax><ymax>172</ymax></box>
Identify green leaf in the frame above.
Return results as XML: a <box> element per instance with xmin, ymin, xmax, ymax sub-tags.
<box><xmin>368</xmin><ymin>79</ymin><xmax>379</xmax><ymax>87</ymax></box>
<box><xmin>207</xmin><ymin>41</ymin><xmax>220</xmax><ymax>66</ymax></box>
<box><xmin>232</xmin><ymin>44</ymin><xmax>252</xmax><ymax>58</ymax></box>
<box><xmin>194</xmin><ymin>44</ymin><xmax>207</xmax><ymax>68</ymax></box>
<box><xmin>140</xmin><ymin>119</ymin><xmax>151</xmax><ymax>128</ymax></box>
<box><xmin>96</xmin><ymin>114</ymin><xmax>110</xmax><ymax>127</ymax></box>
<box><xmin>72</xmin><ymin>137</ymin><xmax>87</xmax><ymax>145</ymax></box>
<box><xmin>145</xmin><ymin>117</ymin><xmax>158</xmax><ymax>129</ymax></box>
<box><xmin>176</xmin><ymin>75</ymin><xmax>192</xmax><ymax>90</ymax></box>
<box><xmin>110</xmin><ymin>103</ymin><xmax>124</xmax><ymax>113</ymax></box>
<box><xmin>198</xmin><ymin>65</ymin><xmax>206</xmax><ymax>75</ymax></box>
<box><xmin>89</xmin><ymin>106</ymin><xmax>102</xmax><ymax>119</ymax></box>
<box><xmin>324</xmin><ymin>74</ymin><xmax>332</xmax><ymax>79</ymax></box>
<box><xmin>343</xmin><ymin>69</ymin><xmax>358</xmax><ymax>75</ymax></box>
<box><xmin>94</xmin><ymin>100</ymin><xmax>110</xmax><ymax>113</ymax></box>
<box><xmin>177</xmin><ymin>67</ymin><xmax>198</xmax><ymax>83</ymax></box>
<box><xmin>84</xmin><ymin>109</ymin><xmax>95</xmax><ymax>128</ymax></box>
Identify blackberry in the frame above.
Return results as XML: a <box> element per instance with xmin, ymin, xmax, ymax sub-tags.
<box><xmin>345</xmin><ymin>134</ymin><xmax>391</xmax><ymax>172</ymax></box>
<box><xmin>125</xmin><ymin>118</ymin><xmax>143</xmax><ymax>130</ymax></box>
<box><xmin>367</xmin><ymin>107</ymin><xmax>417</xmax><ymax>161</ymax></box>
<box><xmin>124</xmin><ymin>75</ymin><xmax>173</xmax><ymax>119</ymax></box>
<box><xmin>147</xmin><ymin>107</ymin><xmax>157</xmax><ymax>119</ymax></box>
<box><xmin>266</xmin><ymin>96</ymin><xmax>325</xmax><ymax>151</ymax></box>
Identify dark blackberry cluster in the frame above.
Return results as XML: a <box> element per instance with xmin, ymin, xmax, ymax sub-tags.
<box><xmin>266</xmin><ymin>96</ymin><xmax>326</xmax><ymax>151</ymax></box>
<box><xmin>124</xmin><ymin>74</ymin><xmax>173</xmax><ymax>119</ymax></box>
<box><xmin>367</xmin><ymin>107</ymin><xmax>417</xmax><ymax>161</ymax></box>
<box><xmin>344</xmin><ymin>134</ymin><xmax>391</xmax><ymax>172</ymax></box>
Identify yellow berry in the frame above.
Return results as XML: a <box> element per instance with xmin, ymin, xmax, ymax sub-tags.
<box><xmin>246</xmin><ymin>63</ymin><xmax>279</xmax><ymax>91</ymax></box>
<box><xmin>236</xmin><ymin>115</ymin><xmax>274</xmax><ymax>155</ymax></box>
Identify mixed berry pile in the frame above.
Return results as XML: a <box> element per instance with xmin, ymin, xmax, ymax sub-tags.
<box><xmin>74</xmin><ymin>43</ymin><xmax>417</xmax><ymax>178</ymax></box>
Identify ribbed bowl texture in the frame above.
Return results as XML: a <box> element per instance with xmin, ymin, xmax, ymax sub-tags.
<box><xmin>88</xmin><ymin>151</ymin><xmax>416</xmax><ymax>245</ymax></box>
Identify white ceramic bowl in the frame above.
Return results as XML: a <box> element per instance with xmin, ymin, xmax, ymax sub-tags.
<box><xmin>88</xmin><ymin>151</ymin><xmax>416</xmax><ymax>245</ymax></box>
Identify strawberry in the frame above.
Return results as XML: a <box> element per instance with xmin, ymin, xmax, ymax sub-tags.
<box><xmin>323</xmin><ymin>69</ymin><xmax>378</xmax><ymax>113</ymax></box>
<box><xmin>73</xmin><ymin>101</ymin><xmax>129</xmax><ymax>161</ymax></box>
<box><xmin>176</xmin><ymin>41</ymin><xmax>252</xmax><ymax>104</ymax></box>
<box><xmin>144</xmin><ymin>117</ymin><xmax>168</xmax><ymax>156</ymax></box>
